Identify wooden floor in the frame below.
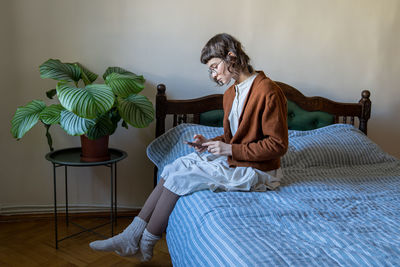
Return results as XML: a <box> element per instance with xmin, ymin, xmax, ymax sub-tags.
<box><xmin>0</xmin><ymin>216</ymin><xmax>172</xmax><ymax>266</ymax></box>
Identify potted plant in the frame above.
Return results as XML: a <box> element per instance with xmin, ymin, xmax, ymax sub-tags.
<box><xmin>11</xmin><ymin>59</ymin><xmax>154</xmax><ymax>161</ymax></box>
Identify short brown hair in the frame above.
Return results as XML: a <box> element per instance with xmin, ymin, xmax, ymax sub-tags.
<box><xmin>200</xmin><ymin>33</ymin><xmax>253</xmax><ymax>84</ymax></box>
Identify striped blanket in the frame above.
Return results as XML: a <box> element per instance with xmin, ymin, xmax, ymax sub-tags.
<box><xmin>147</xmin><ymin>124</ymin><xmax>400</xmax><ymax>266</ymax></box>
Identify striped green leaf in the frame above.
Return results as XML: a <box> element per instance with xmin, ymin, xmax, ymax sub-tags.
<box><xmin>103</xmin><ymin>67</ymin><xmax>135</xmax><ymax>80</ymax></box>
<box><xmin>11</xmin><ymin>100</ymin><xmax>46</xmax><ymax>139</ymax></box>
<box><xmin>39</xmin><ymin>59</ymin><xmax>81</xmax><ymax>82</ymax></box>
<box><xmin>86</xmin><ymin>113</ymin><xmax>117</xmax><ymax>140</ymax></box>
<box><xmin>39</xmin><ymin>104</ymin><xmax>65</xmax><ymax>125</ymax></box>
<box><xmin>117</xmin><ymin>94</ymin><xmax>154</xmax><ymax>128</ymax></box>
<box><xmin>106</xmin><ymin>72</ymin><xmax>145</xmax><ymax>97</ymax></box>
<box><xmin>56</xmin><ymin>82</ymin><xmax>115</xmax><ymax>119</ymax></box>
<box><xmin>77</xmin><ymin>63</ymin><xmax>98</xmax><ymax>85</ymax></box>
<box><xmin>59</xmin><ymin>110</ymin><xmax>95</xmax><ymax>136</ymax></box>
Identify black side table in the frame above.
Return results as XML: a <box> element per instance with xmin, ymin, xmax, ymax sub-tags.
<box><xmin>45</xmin><ymin>147</ymin><xmax>127</xmax><ymax>249</ymax></box>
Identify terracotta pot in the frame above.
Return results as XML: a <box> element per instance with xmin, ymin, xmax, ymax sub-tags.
<box><xmin>80</xmin><ymin>135</ymin><xmax>110</xmax><ymax>162</ymax></box>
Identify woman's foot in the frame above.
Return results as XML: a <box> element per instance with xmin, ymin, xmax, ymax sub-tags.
<box><xmin>138</xmin><ymin>228</ymin><xmax>161</xmax><ymax>261</ymax></box>
<box><xmin>89</xmin><ymin>216</ymin><xmax>147</xmax><ymax>257</ymax></box>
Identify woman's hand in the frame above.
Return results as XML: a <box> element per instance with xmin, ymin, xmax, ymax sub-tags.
<box><xmin>192</xmin><ymin>134</ymin><xmax>209</xmax><ymax>153</ymax></box>
<box><xmin>202</xmin><ymin>141</ymin><xmax>232</xmax><ymax>156</ymax></box>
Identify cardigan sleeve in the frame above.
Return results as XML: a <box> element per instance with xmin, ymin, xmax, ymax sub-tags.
<box><xmin>231</xmin><ymin>92</ymin><xmax>288</xmax><ymax>162</ymax></box>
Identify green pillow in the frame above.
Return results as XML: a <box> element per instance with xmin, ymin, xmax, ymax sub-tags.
<box><xmin>198</xmin><ymin>100</ymin><xmax>335</xmax><ymax>131</ymax></box>
<box><xmin>199</xmin><ymin>110</ymin><xmax>224</xmax><ymax>127</ymax></box>
<box><xmin>287</xmin><ymin>100</ymin><xmax>334</xmax><ymax>131</ymax></box>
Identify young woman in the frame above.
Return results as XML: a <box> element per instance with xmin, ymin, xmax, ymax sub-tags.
<box><xmin>90</xmin><ymin>33</ymin><xmax>288</xmax><ymax>262</ymax></box>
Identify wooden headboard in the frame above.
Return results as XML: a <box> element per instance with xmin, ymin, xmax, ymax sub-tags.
<box><xmin>155</xmin><ymin>81</ymin><xmax>371</xmax><ymax>136</ymax></box>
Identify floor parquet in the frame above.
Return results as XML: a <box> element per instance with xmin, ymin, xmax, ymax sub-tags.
<box><xmin>0</xmin><ymin>217</ymin><xmax>173</xmax><ymax>267</ymax></box>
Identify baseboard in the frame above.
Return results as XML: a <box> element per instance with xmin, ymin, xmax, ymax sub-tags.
<box><xmin>0</xmin><ymin>204</ymin><xmax>141</xmax><ymax>222</ymax></box>
<box><xmin>0</xmin><ymin>204</ymin><xmax>141</xmax><ymax>215</ymax></box>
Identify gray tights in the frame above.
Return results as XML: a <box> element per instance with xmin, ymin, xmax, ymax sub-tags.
<box><xmin>137</xmin><ymin>178</ymin><xmax>180</xmax><ymax>236</ymax></box>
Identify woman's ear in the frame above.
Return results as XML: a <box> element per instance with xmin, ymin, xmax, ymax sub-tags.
<box><xmin>227</xmin><ymin>51</ymin><xmax>236</xmax><ymax>57</ymax></box>
<box><xmin>227</xmin><ymin>51</ymin><xmax>237</xmax><ymax>63</ymax></box>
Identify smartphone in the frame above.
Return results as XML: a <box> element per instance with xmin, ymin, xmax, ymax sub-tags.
<box><xmin>184</xmin><ymin>141</ymin><xmax>205</xmax><ymax>148</ymax></box>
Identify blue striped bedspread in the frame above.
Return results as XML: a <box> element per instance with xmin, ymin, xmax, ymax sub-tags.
<box><xmin>147</xmin><ymin>124</ymin><xmax>400</xmax><ymax>266</ymax></box>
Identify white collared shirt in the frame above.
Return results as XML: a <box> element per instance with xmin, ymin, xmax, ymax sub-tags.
<box><xmin>228</xmin><ymin>73</ymin><xmax>258</xmax><ymax>136</ymax></box>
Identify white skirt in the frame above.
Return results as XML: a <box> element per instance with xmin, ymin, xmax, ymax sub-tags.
<box><xmin>161</xmin><ymin>152</ymin><xmax>282</xmax><ymax>196</ymax></box>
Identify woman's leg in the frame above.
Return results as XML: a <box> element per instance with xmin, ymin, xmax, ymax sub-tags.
<box><xmin>89</xmin><ymin>179</ymin><xmax>167</xmax><ymax>256</ymax></box>
<box><xmin>147</xmin><ymin>186</ymin><xmax>180</xmax><ymax>236</ymax></box>
<box><xmin>139</xmin><ymin>186</ymin><xmax>180</xmax><ymax>261</ymax></box>
<box><xmin>138</xmin><ymin>178</ymin><xmax>166</xmax><ymax>222</ymax></box>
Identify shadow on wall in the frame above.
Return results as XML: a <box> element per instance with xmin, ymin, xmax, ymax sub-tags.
<box><xmin>374</xmin><ymin>2</ymin><xmax>400</xmax><ymax>158</ymax></box>
<box><xmin>370</xmin><ymin>117</ymin><xmax>400</xmax><ymax>159</ymax></box>
<box><xmin>370</xmin><ymin>83</ymin><xmax>400</xmax><ymax>158</ymax></box>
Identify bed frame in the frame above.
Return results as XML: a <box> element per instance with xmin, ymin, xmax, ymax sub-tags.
<box><xmin>154</xmin><ymin>81</ymin><xmax>371</xmax><ymax>186</ymax></box>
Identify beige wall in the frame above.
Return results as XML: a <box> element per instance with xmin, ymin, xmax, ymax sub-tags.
<box><xmin>1</xmin><ymin>0</ymin><xmax>399</xmax><ymax>214</ymax></box>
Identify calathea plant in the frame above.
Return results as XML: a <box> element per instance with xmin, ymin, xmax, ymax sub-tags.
<box><xmin>11</xmin><ymin>59</ymin><xmax>154</xmax><ymax>151</ymax></box>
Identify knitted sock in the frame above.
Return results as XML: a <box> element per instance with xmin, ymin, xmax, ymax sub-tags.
<box><xmin>139</xmin><ymin>228</ymin><xmax>161</xmax><ymax>262</ymax></box>
<box><xmin>89</xmin><ymin>216</ymin><xmax>147</xmax><ymax>257</ymax></box>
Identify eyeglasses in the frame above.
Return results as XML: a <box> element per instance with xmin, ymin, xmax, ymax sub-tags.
<box><xmin>208</xmin><ymin>60</ymin><xmax>224</xmax><ymax>76</ymax></box>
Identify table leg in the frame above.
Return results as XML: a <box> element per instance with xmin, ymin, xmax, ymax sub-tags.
<box><xmin>65</xmin><ymin>166</ymin><xmax>69</xmax><ymax>226</ymax></box>
<box><xmin>110</xmin><ymin>163</ymin><xmax>114</xmax><ymax>236</ymax></box>
<box><xmin>53</xmin><ymin>163</ymin><xmax>58</xmax><ymax>249</ymax></box>
<box><xmin>114</xmin><ymin>163</ymin><xmax>117</xmax><ymax>225</ymax></box>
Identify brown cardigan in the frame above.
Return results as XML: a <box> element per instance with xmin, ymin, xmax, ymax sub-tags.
<box><xmin>211</xmin><ymin>71</ymin><xmax>288</xmax><ymax>171</ymax></box>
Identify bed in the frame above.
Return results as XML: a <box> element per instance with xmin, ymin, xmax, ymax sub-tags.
<box><xmin>146</xmin><ymin>81</ymin><xmax>400</xmax><ymax>266</ymax></box>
